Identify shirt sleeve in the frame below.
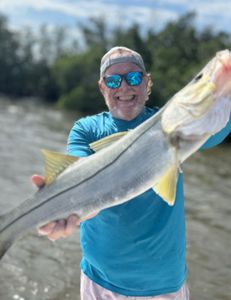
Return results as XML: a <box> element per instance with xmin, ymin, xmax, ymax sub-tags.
<box><xmin>200</xmin><ymin>113</ymin><xmax>231</xmax><ymax>150</ymax></box>
<box><xmin>67</xmin><ymin>120</ymin><xmax>94</xmax><ymax>157</ymax></box>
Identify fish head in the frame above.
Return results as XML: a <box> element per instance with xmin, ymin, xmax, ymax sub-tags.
<box><xmin>161</xmin><ymin>49</ymin><xmax>231</xmax><ymax>162</ymax></box>
<box><xmin>191</xmin><ymin>49</ymin><xmax>231</xmax><ymax>102</ymax></box>
<box><xmin>210</xmin><ymin>49</ymin><xmax>231</xmax><ymax>98</ymax></box>
<box><xmin>161</xmin><ymin>49</ymin><xmax>231</xmax><ymax>134</ymax></box>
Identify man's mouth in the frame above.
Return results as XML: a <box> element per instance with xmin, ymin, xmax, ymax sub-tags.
<box><xmin>116</xmin><ymin>95</ymin><xmax>136</xmax><ymax>102</ymax></box>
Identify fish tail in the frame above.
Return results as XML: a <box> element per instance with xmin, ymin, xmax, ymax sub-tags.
<box><xmin>0</xmin><ymin>194</ymin><xmax>39</xmax><ymax>260</ymax></box>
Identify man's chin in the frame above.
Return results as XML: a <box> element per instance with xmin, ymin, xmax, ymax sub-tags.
<box><xmin>112</xmin><ymin>107</ymin><xmax>143</xmax><ymax>121</ymax></box>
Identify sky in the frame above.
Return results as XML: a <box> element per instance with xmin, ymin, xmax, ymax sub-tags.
<box><xmin>0</xmin><ymin>0</ymin><xmax>231</xmax><ymax>37</ymax></box>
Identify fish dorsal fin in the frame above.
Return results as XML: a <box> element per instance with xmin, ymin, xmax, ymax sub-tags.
<box><xmin>153</xmin><ymin>164</ymin><xmax>179</xmax><ymax>206</ymax></box>
<box><xmin>90</xmin><ymin>131</ymin><xmax>128</xmax><ymax>152</ymax></box>
<box><xmin>41</xmin><ymin>149</ymin><xmax>79</xmax><ymax>185</ymax></box>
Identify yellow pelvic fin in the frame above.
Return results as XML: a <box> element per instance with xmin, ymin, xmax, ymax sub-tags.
<box><xmin>41</xmin><ymin>149</ymin><xmax>79</xmax><ymax>185</ymax></box>
<box><xmin>153</xmin><ymin>164</ymin><xmax>179</xmax><ymax>206</ymax></box>
<box><xmin>90</xmin><ymin>131</ymin><xmax>128</xmax><ymax>152</ymax></box>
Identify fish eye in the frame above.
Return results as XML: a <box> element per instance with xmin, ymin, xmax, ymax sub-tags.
<box><xmin>194</xmin><ymin>73</ymin><xmax>203</xmax><ymax>81</ymax></box>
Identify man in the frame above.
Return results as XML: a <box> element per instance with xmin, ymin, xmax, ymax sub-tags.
<box><xmin>32</xmin><ymin>46</ymin><xmax>231</xmax><ymax>299</ymax></box>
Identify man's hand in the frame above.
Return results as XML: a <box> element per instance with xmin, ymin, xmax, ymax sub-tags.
<box><xmin>31</xmin><ymin>174</ymin><xmax>98</xmax><ymax>241</ymax></box>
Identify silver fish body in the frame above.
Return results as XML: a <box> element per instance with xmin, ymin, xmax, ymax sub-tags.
<box><xmin>0</xmin><ymin>49</ymin><xmax>230</xmax><ymax>259</ymax></box>
<box><xmin>0</xmin><ymin>114</ymin><xmax>174</xmax><ymax>256</ymax></box>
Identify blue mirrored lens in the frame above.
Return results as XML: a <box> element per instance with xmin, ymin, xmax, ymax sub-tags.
<box><xmin>104</xmin><ymin>72</ymin><xmax>143</xmax><ymax>89</ymax></box>
<box><xmin>104</xmin><ymin>74</ymin><xmax>122</xmax><ymax>89</ymax></box>
<box><xmin>125</xmin><ymin>72</ymin><xmax>143</xmax><ymax>86</ymax></box>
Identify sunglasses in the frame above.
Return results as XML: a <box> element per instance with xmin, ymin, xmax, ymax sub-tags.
<box><xmin>103</xmin><ymin>71</ymin><xmax>144</xmax><ymax>89</ymax></box>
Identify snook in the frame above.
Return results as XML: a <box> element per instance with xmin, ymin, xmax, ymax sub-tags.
<box><xmin>0</xmin><ymin>50</ymin><xmax>231</xmax><ymax>259</ymax></box>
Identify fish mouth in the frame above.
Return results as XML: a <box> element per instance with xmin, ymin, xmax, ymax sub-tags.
<box><xmin>214</xmin><ymin>58</ymin><xmax>231</xmax><ymax>97</ymax></box>
<box><xmin>209</xmin><ymin>50</ymin><xmax>231</xmax><ymax>95</ymax></box>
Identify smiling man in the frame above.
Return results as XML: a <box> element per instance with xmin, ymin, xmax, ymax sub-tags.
<box><xmin>35</xmin><ymin>46</ymin><xmax>190</xmax><ymax>299</ymax></box>
<box><xmin>33</xmin><ymin>46</ymin><xmax>231</xmax><ymax>299</ymax></box>
<box><xmin>98</xmin><ymin>47</ymin><xmax>152</xmax><ymax>121</ymax></box>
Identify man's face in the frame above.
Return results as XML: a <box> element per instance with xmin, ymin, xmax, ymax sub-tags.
<box><xmin>99</xmin><ymin>62</ymin><xmax>149</xmax><ymax>121</ymax></box>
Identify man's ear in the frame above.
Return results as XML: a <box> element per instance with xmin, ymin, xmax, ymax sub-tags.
<box><xmin>144</xmin><ymin>75</ymin><xmax>153</xmax><ymax>102</ymax></box>
<box><xmin>98</xmin><ymin>79</ymin><xmax>105</xmax><ymax>95</ymax></box>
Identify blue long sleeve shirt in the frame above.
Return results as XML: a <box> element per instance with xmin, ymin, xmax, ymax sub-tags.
<box><xmin>67</xmin><ymin>107</ymin><xmax>231</xmax><ymax>296</ymax></box>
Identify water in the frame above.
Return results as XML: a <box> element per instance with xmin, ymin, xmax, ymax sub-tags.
<box><xmin>0</xmin><ymin>98</ymin><xmax>230</xmax><ymax>300</ymax></box>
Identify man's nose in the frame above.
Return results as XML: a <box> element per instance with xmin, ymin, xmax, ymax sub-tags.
<box><xmin>119</xmin><ymin>78</ymin><xmax>131</xmax><ymax>90</ymax></box>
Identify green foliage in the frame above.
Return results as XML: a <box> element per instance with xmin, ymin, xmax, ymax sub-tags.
<box><xmin>80</xmin><ymin>17</ymin><xmax>108</xmax><ymax>51</ymax></box>
<box><xmin>0</xmin><ymin>11</ymin><xmax>230</xmax><ymax>130</ymax></box>
<box><xmin>58</xmin><ymin>84</ymin><xmax>105</xmax><ymax>113</ymax></box>
<box><xmin>146</xmin><ymin>13</ymin><xmax>200</xmax><ymax>106</ymax></box>
<box><xmin>53</xmin><ymin>47</ymin><xmax>106</xmax><ymax>112</ymax></box>
<box><xmin>0</xmin><ymin>14</ymin><xmax>21</xmax><ymax>95</ymax></box>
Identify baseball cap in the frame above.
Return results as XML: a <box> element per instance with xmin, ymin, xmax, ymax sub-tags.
<box><xmin>100</xmin><ymin>46</ymin><xmax>147</xmax><ymax>77</ymax></box>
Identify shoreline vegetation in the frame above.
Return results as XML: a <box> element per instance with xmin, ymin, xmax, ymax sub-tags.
<box><xmin>0</xmin><ymin>11</ymin><xmax>230</xmax><ymax>141</ymax></box>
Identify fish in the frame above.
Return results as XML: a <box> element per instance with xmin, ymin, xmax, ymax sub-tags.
<box><xmin>0</xmin><ymin>49</ymin><xmax>231</xmax><ymax>260</ymax></box>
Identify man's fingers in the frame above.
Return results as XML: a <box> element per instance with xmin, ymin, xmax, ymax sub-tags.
<box><xmin>37</xmin><ymin>222</ymin><xmax>57</xmax><ymax>235</ymax></box>
<box><xmin>37</xmin><ymin>212</ymin><xmax>99</xmax><ymax>241</ymax></box>
<box><xmin>47</xmin><ymin>219</ymin><xmax>67</xmax><ymax>241</ymax></box>
<box><xmin>31</xmin><ymin>174</ymin><xmax>45</xmax><ymax>188</ymax></box>
<box><xmin>62</xmin><ymin>214</ymin><xmax>79</xmax><ymax>237</ymax></box>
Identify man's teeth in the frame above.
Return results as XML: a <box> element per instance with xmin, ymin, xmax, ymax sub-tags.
<box><xmin>117</xmin><ymin>96</ymin><xmax>135</xmax><ymax>101</ymax></box>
